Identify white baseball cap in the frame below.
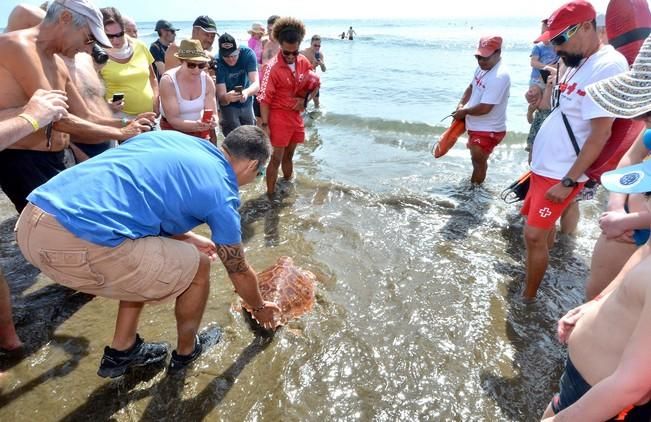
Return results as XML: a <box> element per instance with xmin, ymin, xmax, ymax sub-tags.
<box><xmin>54</xmin><ymin>0</ymin><xmax>111</xmax><ymax>47</ymax></box>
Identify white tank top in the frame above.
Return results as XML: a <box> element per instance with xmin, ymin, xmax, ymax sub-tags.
<box><xmin>161</xmin><ymin>67</ymin><xmax>207</xmax><ymax>121</ymax></box>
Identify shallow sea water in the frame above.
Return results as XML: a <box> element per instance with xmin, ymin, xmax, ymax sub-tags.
<box><xmin>0</xmin><ymin>17</ymin><xmax>605</xmax><ymax>421</ymax></box>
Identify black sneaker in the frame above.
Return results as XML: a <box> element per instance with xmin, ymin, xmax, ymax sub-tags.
<box><xmin>168</xmin><ymin>326</ymin><xmax>222</xmax><ymax>374</ymax></box>
<box><xmin>97</xmin><ymin>334</ymin><xmax>169</xmax><ymax>379</ymax></box>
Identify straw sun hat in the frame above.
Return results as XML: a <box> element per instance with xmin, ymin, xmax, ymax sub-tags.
<box><xmin>174</xmin><ymin>39</ymin><xmax>211</xmax><ymax>62</ymax></box>
<box><xmin>248</xmin><ymin>23</ymin><xmax>265</xmax><ymax>35</ymax></box>
<box><xmin>586</xmin><ymin>34</ymin><xmax>651</xmax><ymax>118</ymax></box>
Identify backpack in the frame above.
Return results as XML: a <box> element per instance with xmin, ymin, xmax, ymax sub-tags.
<box><xmin>561</xmin><ymin>114</ymin><xmax>645</xmax><ymax>183</ymax></box>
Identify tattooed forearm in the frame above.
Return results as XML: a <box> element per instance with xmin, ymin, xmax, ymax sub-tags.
<box><xmin>216</xmin><ymin>244</ymin><xmax>248</xmax><ymax>273</ymax></box>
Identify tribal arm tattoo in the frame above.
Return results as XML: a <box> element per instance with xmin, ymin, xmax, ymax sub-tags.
<box><xmin>216</xmin><ymin>244</ymin><xmax>249</xmax><ymax>274</ymax></box>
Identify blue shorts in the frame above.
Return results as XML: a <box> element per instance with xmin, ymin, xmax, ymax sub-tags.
<box><xmin>552</xmin><ymin>357</ymin><xmax>651</xmax><ymax>420</ymax></box>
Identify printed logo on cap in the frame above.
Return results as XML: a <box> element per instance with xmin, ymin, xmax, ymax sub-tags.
<box><xmin>618</xmin><ymin>171</ymin><xmax>643</xmax><ymax>187</ymax></box>
<box><xmin>221</xmin><ymin>42</ymin><xmax>234</xmax><ymax>49</ymax></box>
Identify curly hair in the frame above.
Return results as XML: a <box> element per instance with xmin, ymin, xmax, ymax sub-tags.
<box><xmin>272</xmin><ymin>17</ymin><xmax>306</xmax><ymax>45</ymax></box>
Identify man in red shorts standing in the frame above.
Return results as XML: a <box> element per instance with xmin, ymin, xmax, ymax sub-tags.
<box><xmin>452</xmin><ymin>35</ymin><xmax>511</xmax><ymax>185</ymax></box>
<box><xmin>521</xmin><ymin>0</ymin><xmax>628</xmax><ymax>300</ymax></box>
<box><xmin>257</xmin><ymin>17</ymin><xmax>312</xmax><ymax>198</ymax></box>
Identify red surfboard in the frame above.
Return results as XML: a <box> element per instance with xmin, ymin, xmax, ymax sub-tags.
<box><xmin>432</xmin><ymin>118</ymin><xmax>466</xmax><ymax>159</ymax></box>
<box><xmin>606</xmin><ymin>0</ymin><xmax>651</xmax><ymax>65</ymax></box>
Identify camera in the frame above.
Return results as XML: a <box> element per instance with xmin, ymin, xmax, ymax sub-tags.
<box><xmin>91</xmin><ymin>44</ymin><xmax>109</xmax><ymax>65</ymax></box>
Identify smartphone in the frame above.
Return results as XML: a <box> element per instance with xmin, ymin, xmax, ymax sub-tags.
<box><xmin>112</xmin><ymin>92</ymin><xmax>124</xmax><ymax>103</ymax></box>
<box><xmin>234</xmin><ymin>86</ymin><xmax>243</xmax><ymax>94</ymax></box>
<box><xmin>314</xmin><ymin>51</ymin><xmax>321</xmax><ymax>61</ymax></box>
<box><xmin>202</xmin><ymin>109</ymin><xmax>214</xmax><ymax>123</ymax></box>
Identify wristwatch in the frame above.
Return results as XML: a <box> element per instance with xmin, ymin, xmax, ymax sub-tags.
<box><xmin>561</xmin><ymin>176</ymin><xmax>578</xmax><ymax>188</ymax></box>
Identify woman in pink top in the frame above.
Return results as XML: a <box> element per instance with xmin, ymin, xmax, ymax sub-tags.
<box><xmin>247</xmin><ymin>23</ymin><xmax>265</xmax><ymax>64</ymax></box>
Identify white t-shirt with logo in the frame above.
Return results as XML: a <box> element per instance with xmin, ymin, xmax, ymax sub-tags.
<box><xmin>464</xmin><ymin>59</ymin><xmax>511</xmax><ymax>132</ymax></box>
<box><xmin>531</xmin><ymin>45</ymin><xmax>628</xmax><ymax>181</ymax></box>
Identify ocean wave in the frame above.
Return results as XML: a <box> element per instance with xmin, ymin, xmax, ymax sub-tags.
<box><xmin>311</xmin><ymin>112</ymin><xmax>528</xmax><ymax>140</ymax></box>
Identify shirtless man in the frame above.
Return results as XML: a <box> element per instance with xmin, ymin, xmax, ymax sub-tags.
<box><xmin>0</xmin><ymin>89</ymin><xmax>68</xmax><ymax>353</ymax></box>
<box><xmin>0</xmin><ymin>0</ymin><xmax>153</xmax><ymax>213</ymax></box>
<box><xmin>542</xmin><ymin>161</ymin><xmax>651</xmax><ymax>420</ymax></box>
<box><xmin>164</xmin><ymin>15</ymin><xmax>218</xmax><ymax>71</ymax></box>
<box><xmin>6</xmin><ymin>3</ymin><xmax>114</xmax><ymax>160</ymax></box>
<box><xmin>261</xmin><ymin>15</ymin><xmax>280</xmax><ymax>68</ymax></box>
<box><xmin>300</xmin><ymin>34</ymin><xmax>326</xmax><ymax>108</ymax></box>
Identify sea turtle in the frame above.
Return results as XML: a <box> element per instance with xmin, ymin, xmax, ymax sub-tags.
<box><xmin>242</xmin><ymin>256</ymin><xmax>316</xmax><ymax>329</ymax></box>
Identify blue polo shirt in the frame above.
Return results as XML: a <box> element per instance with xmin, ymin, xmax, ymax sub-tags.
<box><xmin>216</xmin><ymin>46</ymin><xmax>258</xmax><ymax>109</ymax></box>
<box><xmin>28</xmin><ymin>131</ymin><xmax>242</xmax><ymax>247</ymax></box>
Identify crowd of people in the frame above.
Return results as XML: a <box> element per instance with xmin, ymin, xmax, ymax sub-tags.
<box><xmin>1</xmin><ymin>0</ymin><xmax>651</xmax><ymax>420</ymax></box>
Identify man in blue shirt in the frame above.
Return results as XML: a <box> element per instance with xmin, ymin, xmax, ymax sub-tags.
<box><xmin>15</xmin><ymin>126</ymin><xmax>279</xmax><ymax>377</ymax></box>
<box><xmin>216</xmin><ymin>33</ymin><xmax>260</xmax><ymax>136</ymax></box>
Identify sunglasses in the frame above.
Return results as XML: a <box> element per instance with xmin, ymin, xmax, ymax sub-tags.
<box><xmin>550</xmin><ymin>24</ymin><xmax>580</xmax><ymax>46</ymax></box>
<box><xmin>312</xmin><ymin>44</ymin><xmax>321</xmax><ymax>48</ymax></box>
<box><xmin>474</xmin><ymin>51</ymin><xmax>496</xmax><ymax>61</ymax></box>
<box><xmin>106</xmin><ymin>31</ymin><xmax>125</xmax><ymax>39</ymax></box>
<box><xmin>282</xmin><ymin>50</ymin><xmax>299</xmax><ymax>57</ymax></box>
<box><xmin>186</xmin><ymin>62</ymin><xmax>207</xmax><ymax>69</ymax></box>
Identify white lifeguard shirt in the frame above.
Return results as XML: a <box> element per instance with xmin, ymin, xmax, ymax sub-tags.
<box><xmin>465</xmin><ymin>59</ymin><xmax>511</xmax><ymax>132</ymax></box>
<box><xmin>531</xmin><ymin>45</ymin><xmax>628</xmax><ymax>182</ymax></box>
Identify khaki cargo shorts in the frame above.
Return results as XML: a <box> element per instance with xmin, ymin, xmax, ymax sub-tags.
<box><xmin>15</xmin><ymin>203</ymin><xmax>201</xmax><ymax>303</ymax></box>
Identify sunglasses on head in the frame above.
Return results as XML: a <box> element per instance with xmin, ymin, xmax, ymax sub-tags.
<box><xmin>282</xmin><ymin>50</ymin><xmax>299</xmax><ymax>57</ymax></box>
<box><xmin>550</xmin><ymin>24</ymin><xmax>580</xmax><ymax>46</ymax></box>
<box><xmin>106</xmin><ymin>31</ymin><xmax>125</xmax><ymax>39</ymax></box>
<box><xmin>186</xmin><ymin>62</ymin><xmax>207</xmax><ymax>69</ymax></box>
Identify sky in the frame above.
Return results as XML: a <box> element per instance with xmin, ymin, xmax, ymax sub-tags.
<box><xmin>1</xmin><ymin>0</ymin><xmax>614</xmax><ymax>23</ymax></box>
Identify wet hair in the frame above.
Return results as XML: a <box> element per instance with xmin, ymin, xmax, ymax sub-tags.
<box><xmin>311</xmin><ymin>35</ymin><xmax>321</xmax><ymax>43</ymax></box>
<box><xmin>272</xmin><ymin>17</ymin><xmax>306</xmax><ymax>45</ymax></box>
<box><xmin>43</xmin><ymin>2</ymin><xmax>87</xmax><ymax>27</ymax></box>
<box><xmin>267</xmin><ymin>15</ymin><xmax>280</xmax><ymax>26</ymax></box>
<box><xmin>100</xmin><ymin>7</ymin><xmax>124</xmax><ymax>31</ymax></box>
<box><xmin>223</xmin><ymin>126</ymin><xmax>271</xmax><ymax>165</ymax></box>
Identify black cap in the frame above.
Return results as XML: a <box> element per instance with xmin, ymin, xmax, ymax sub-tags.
<box><xmin>219</xmin><ymin>33</ymin><xmax>238</xmax><ymax>57</ymax></box>
<box><xmin>155</xmin><ymin>20</ymin><xmax>179</xmax><ymax>32</ymax></box>
<box><xmin>193</xmin><ymin>15</ymin><xmax>218</xmax><ymax>33</ymax></box>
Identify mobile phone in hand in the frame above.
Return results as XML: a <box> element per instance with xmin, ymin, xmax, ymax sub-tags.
<box><xmin>202</xmin><ymin>109</ymin><xmax>214</xmax><ymax>123</ymax></box>
<box><xmin>315</xmin><ymin>51</ymin><xmax>321</xmax><ymax>61</ymax></box>
<box><xmin>234</xmin><ymin>86</ymin><xmax>243</xmax><ymax>94</ymax></box>
<box><xmin>112</xmin><ymin>92</ymin><xmax>124</xmax><ymax>103</ymax></box>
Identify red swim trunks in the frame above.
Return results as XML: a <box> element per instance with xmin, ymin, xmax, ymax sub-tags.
<box><xmin>521</xmin><ymin>172</ymin><xmax>585</xmax><ymax>229</ymax></box>
<box><xmin>466</xmin><ymin>130</ymin><xmax>506</xmax><ymax>155</ymax></box>
<box><xmin>269</xmin><ymin>109</ymin><xmax>305</xmax><ymax>148</ymax></box>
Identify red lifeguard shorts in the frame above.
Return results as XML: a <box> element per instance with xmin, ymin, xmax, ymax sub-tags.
<box><xmin>269</xmin><ymin>109</ymin><xmax>305</xmax><ymax>148</ymax></box>
<box><xmin>520</xmin><ymin>172</ymin><xmax>585</xmax><ymax>229</ymax></box>
<box><xmin>466</xmin><ymin>130</ymin><xmax>506</xmax><ymax>155</ymax></box>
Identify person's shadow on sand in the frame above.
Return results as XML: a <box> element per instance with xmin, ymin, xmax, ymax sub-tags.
<box><xmin>59</xmin><ymin>335</ymin><xmax>274</xmax><ymax>421</ymax></box>
<box><xmin>438</xmin><ymin>183</ymin><xmax>491</xmax><ymax>241</ymax></box>
<box><xmin>0</xmin><ymin>216</ymin><xmax>94</xmax><ymax>374</ymax></box>
<box><xmin>240</xmin><ymin>187</ymin><xmax>293</xmax><ymax>247</ymax></box>
<box><xmin>481</xmin><ymin>213</ymin><xmax>586</xmax><ymax>420</ymax></box>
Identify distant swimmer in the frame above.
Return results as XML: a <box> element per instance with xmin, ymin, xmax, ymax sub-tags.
<box><xmin>347</xmin><ymin>26</ymin><xmax>356</xmax><ymax>40</ymax></box>
<box><xmin>340</xmin><ymin>31</ymin><xmax>345</xmax><ymax>40</ymax></box>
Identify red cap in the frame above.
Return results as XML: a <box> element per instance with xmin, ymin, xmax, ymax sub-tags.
<box><xmin>535</xmin><ymin>0</ymin><xmax>596</xmax><ymax>43</ymax></box>
<box><xmin>475</xmin><ymin>36</ymin><xmax>503</xmax><ymax>57</ymax></box>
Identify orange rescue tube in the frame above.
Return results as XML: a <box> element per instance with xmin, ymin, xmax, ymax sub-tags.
<box><xmin>432</xmin><ymin>119</ymin><xmax>466</xmax><ymax>158</ymax></box>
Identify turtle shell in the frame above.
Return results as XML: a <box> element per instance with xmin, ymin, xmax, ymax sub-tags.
<box><xmin>242</xmin><ymin>256</ymin><xmax>316</xmax><ymax>327</ymax></box>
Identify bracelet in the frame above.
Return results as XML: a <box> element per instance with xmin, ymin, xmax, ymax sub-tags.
<box><xmin>18</xmin><ymin>113</ymin><xmax>39</xmax><ymax>132</ymax></box>
<box><xmin>252</xmin><ymin>304</ymin><xmax>265</xmax><ymax>313</ymax></box>
<box><xmin>121</xmin><ymin>117</ymin><xmax>129</xmax><ymax>127</ymax></box>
